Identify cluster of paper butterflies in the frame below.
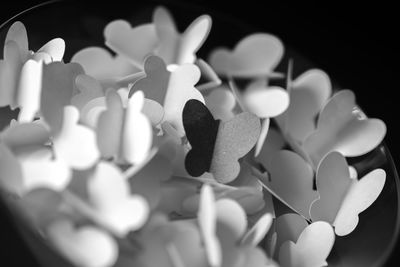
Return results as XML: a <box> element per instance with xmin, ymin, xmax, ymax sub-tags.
<box><xmin>0</xmin><ymin>6</ymin><xmax>388</xmax><ymax>267</ymax></box>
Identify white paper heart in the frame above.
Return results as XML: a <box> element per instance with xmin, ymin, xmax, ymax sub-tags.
<box><xmin>310</xmin><ymin>151</ymin><xmax>386</xmax><ymax>236</ymax></box>
<box><xmin>104</xmin><ymin>20</ymin><xmax>158</xmax><ymax>68</ymax></box>
<box><xmin>53</xmin><ymin>106</ymin><xmax>100</xmax><ymax>170</ymax></box>
<box><xmin>87</xmin><ymin>161</ymin><xmax>149</xmax><ymax>236</ymax></box>
<box><xmin>279</xmin><ymin>221</ymin><xmax>335</xmax><ymax>267</ymax></box>
<box><xmin>153</xmin><ymin>6</ymin><xmax>211</xmax><ymax>65</ymax></box>
<box><xmin>204</xmin><ymin>86</ymin><xmax>236</xmax><ymax>121</ymax></box>
<box><xmin>255</xmin><ymin>150</ymin><xmax>318</xmax><ymax>219</ymax></box>
<box><xmin>47</xmin><ymin>219</ymin><xmax>118</xmax><ymax>267</ymax></box>
<box><xmin>209</xmin><ymin>33</ymin><xmax>283</xmax><ymax>78</ymax></box>
<box><xmin>303</xmin><ymin>90</ymin><xmax>386</xmax><ymax>168</ymax></box>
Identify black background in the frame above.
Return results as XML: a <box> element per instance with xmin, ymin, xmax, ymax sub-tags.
<box><xmin>0</xmin><ymin>0</ymin><xmax>399</xmax><ymax>266</ymax></box>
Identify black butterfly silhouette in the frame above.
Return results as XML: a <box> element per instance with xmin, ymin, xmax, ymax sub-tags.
<box><xmin>183</xmin><ymin>99</ymin><xmax>261</xmax><ymax>183</ymax></box>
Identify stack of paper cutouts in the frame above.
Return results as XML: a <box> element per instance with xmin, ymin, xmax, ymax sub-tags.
<box><xmin>0</xmin><ymin>6</ymin><xmax>388</xmax><ymax>267</ymax></box>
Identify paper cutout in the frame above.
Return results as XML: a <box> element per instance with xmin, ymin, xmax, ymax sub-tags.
<box><xmin>279</xmin><ymin>221</ymin><xmax>335</xmax><ymax>267</ymax></box>
<box><xmin>275</xmin><ymin>68</ymin><xmax>331</xmax><ymax>147</ymax></box>
<box><xmin>129</xmin><ymin>55</ymin><xmax>204</xmax><ymax>136</ymax></box>
<box><xmin>16</xmin><ymin>60</ymin><xmax>43</xmax><ymax>122</ymax></box>
<box><xmin>0</xmin><ymin>121</ymin><xmax>50</xmax><ymax>153</ymax></box>
<box><xmin>310</xmin><ymin>151</ymin><xmax>386</xmax><ymax>236</ymax></box>
<box><xmin>255</xmin><ymin>150</ymin><xmax>318</xmax><ymax>219</ymax></box>
<box><xmin>0</xmin><ymin>144</ymin><xmax>71</xmax><ymax>195</ymax></box>
<box><xmin>303</xmin><ymin>90</ymin><xmax>386</xmax><ymax>168</ymax></box>
<box><xmin>209</xmin><ymin>33</ymin><xmax>283</xmax><ymax>78</ymax></box>
<box><xmin>197</xmin><ymin>184</ymin><xmax>273</xmax><ymax>267</ymax></box>
<box><xmin>183</xmin><ymin>99</ymin><xmax>261</xmax><ymax>183</ymax></box>
<box><xmin>41</xmin><ymin>62</ymin><xmax>84</xmax><ymax>134</ymax></box>
<box><xmin>0</xmin><ymin>22</ymin><xmax>65</xmax><ymax>111</ymax></box>
<box><xmin>256</xmin><ymin>127</ymin><xmax>286</xmax><ymax>169</ymax></box>
<box><xmin>53</xmin><ymin>106</ymin><xmax>100</xmax><ymax>170</ymax></box>
<box><xmin>153</xmin><ymin>6</ymin><xmax>211</xmax><ymax>65</ymax></box>
<box><xmin>243</xmin><ymin>82</ymin><xmax>289</xmax><ymax>119</ymax></box>
<box><xmin>127</xmin><ymin>154</ymin><xmax>172</xmax><ymax>210</ymax></box>
<box><xmin>241</xmin><ymin>213</ymin><xmax>273</xmax><ymax>246</ymax></box>
<box><xmin>87</xmin><ymin>161</ymin><xmax>149</xmax><ymax>236</ymax></box>
<box><xmin>195</xmin><ymin>59</ymin><xmax>222</xmax><ymax>91</ymax></box>
<box><xmin>0</xmin><ymin>41</ymin><xmax>24</xmax><ymax>108</ymax></box>
<box><xmin>97</xmin><ymin>90</ymin><xmax>153</xmax><ymax>165</ymax></box>
<box><xmin>275</xmin><ymin>213</ymin><xmax>308</xmax><ymax>258</ymax></box>
<box><xmin>229</xmin><ymin>80</ymin><xmax>288</xmax><ymax>156</ymax></box>
<box><xmin>71</xmin><ymin>74</ymin><xmax>104</xmax><ymax>111</ymax></box>
<box><xmin>198</xmin><ymin>184</ymin><xmax>222</xmax><ymax>267</ymax></box>
<box><xmin>71</xmin><ymin>47</ymin><xmax>138</xmax><ymax>81</ymax></box>
<box><xmin>204</xmin><ymin>85</ymin><xmax>236</xmax><ymax>121</ymax></box>
<box><xmin>133</xmin><ymin>214</ymin><xmax>207</xmax><ymax>267</ymax></box>
<box><xmin>5</xmin><ymin>21</ymin><xmax>65</xmax><ymax>62</ymax></box>
<box><xmin>80</xmin><ymin>96</ymin><xmax>107</xmax><ymax>129</ymax></box>
<box><xmin>17</xmin><ymin>188</ymin><xmax>63</xmax><ymax>227</ymax></box>
<box><xmin>104</xmin><ymin>20</ymin><xmax>158</xmax><ymax>69</ymax></box>
<box><xmin>47</xmin><ymin>219</ymin><xmax>118</xmax><ymax>267</ymax></box>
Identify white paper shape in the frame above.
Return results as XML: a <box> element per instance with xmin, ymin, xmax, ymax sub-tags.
<box><xmin>243</xmin><ymin>85</ymin><xmax>289</xmax><ymax>119</ymax></box>
<box><xmin>229</xmin><ymin>80</ymin><xmax>288</xmax><ymax>156</ymax></box>
<box><xmin>71</xmin><ymin>74</ymin><xmax>104</xmax><ymax>111</ymax></box>
<box><xmin>6</xmin><ymin>21</ymin><xmax>65</xmax><ymax>62</ymax></box>
<box><xmin>275</xmin><ymin>213</ymin><xmax>308</xmax><ymax>258</ymax></box>
<box><xmin>209</xmin><ymin>33</ymin><xmax>283</xmax><ymax>78</ymax></box>
<box><xmin>303</xmin><ymin>90</ymin><xmax>386</xmax><ymax>168</ymax></box>
<box><xmin>256</xmin><ymin>127</ymin><xmax>286</xmax><ymax>169</ymax></box>
<box><xmin>97</xmin><ymin>90</ymin><xmax>153</xmax><ymax>165</ymax></box>
<box><xmin>36</xmin><ymin>38</ymin><xmax>65</xmax><ymax>62</ymax></box>
<box><xmin>255</xmin><ymin>150</ymin><xmax>318</xmax><ymax>219</ymax></box>
<box><xmin>17</xmin><ymin>59</ymin><xmax>43</xmax><ymax>122</ymax></box>
<box><xmin>88</xmin><ymin>162</ymin><xmax>149</xmax><ymax>236</ymax></box>
<box><xmin>0</xmin><ymin>41</ymin><xmax>25</xmax><ymax>108</ymax></box>
<box><xmin>275</xmin><ymin>69</ymin><xmax>331</xmax><ymax>145</ymax></box>
<box><xmin>195</xmin><ymin>58</ymin><xmax>222</xmax><ymax>91</ymax></box>
<box><xmin>204</xmin><ymin>86</ymin><xmax>236</xmax><ymax>121</ymax></box>
<box><xmin>0</xmin><ymin>22</ymin><xmax>65</xmax><ymax>110</ymax></box>
<box><xmin>198</xmin><ymin>184</ymin><xmax>222</xmax><ymax>267</ymax></box>
<box><xmin>310</xmin><ymin>151</ymin><xmax>386</xmax><ymax>236</ymax></box>
<box><xmin>47</xmin><ymin>219</ymin><xmax>118</xmax><ymax>267</ymax></box>
<box><xmin>5</xmin><ymin>21</ymin><xmax>29</xmax><ymax>60</ymax></box>
<box><xmin>1</xmin><ymin>120</ymin><xmax>50</xmax><ymax>153</ymax></box>
<box><xmin>0</xmin><ymin>144</ymin><xmax>71</xmax><ymax>195</ymax></box>
<box><xmin>71</xmin><ymin>47</ymin><xmax>138</xmax><ymax>82</ymax></box>
<box><xmin>241</xmin><ymin>213</ymin><xmax>273</xmax><ymax>246</ymax></box>
<box><xmin>162</xmin><ymin>62</ymin><xmax>205</xmax><ymax>136</ymax></box>
<box><xmin>153</xmin><ymin>6</ymin><xmax>212</xmax><ymax>65</ymax></box>
<box><xmin>53</xmin><ymin>106</ymin><xmax>99</xmax><ymax>170</ymax></box>
<box><xmin>279</xmin><ymin>221</ymin><xmax>335</xmax><ymax>267</ymax></box>
<box><xmin>104</xmin><ymin>20</ymin><xmax>158</xmax><ymax>68</ymax></box>
<box><xmin>216</xmin><ymin>198</ymin><xmax>248</xmax><ymax>240</ymax></box>
<box><xmin>130</xmin><ymin>55</ymin><xmax>204</xmax><ymax>136</ymax></box>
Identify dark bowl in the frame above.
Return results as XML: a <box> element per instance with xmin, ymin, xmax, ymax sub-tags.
<box><xmin>0</xmin><ymin>1</ymin><xmax>399</xmax><ymax>266</ymax></box>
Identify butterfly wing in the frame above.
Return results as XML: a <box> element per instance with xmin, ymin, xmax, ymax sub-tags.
<box><xmin>178</xmin><ymin>15</ymin><xmax>211</xmax><ymax>65</ymax></box>
<box><xmin>210</xmin><ymin>111</ymin><xmax>260</xmax><ymax>183</ymax></box>
<box><xmin>310</xmin><ymin>151</ymin><xmax>352</xmax><ymax>225</ymax></box>
<box><xmin>333</xmin><ymin>168</ymin><xmax>386</xmax><ymax>236</ymax></box>
<box><xmin>303</xmin><ymin>90</ymin><xmax>386</xmax><ymax>167</ymax></box>
<box><xmin>183</xmin><ymin>99</ymin><xmax>219</xmax><ymax>177</ymax></box>
<box><xmin>275</xmin><ymin>69</ymin><xmax>331</xmax><ymax>143</ymax></box>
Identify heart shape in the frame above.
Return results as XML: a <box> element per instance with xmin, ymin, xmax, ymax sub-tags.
<box><xmin>303</xmin><ymin>90</ymin><xmax>386</xmax><ymax>168</ymax></box>
<box><xmin>104</xmin><ymin>20</ymin><xmax>158</xmax><ymax>68</ymax></box>
<box><xmin>279</xmin><ymin>221</ymin><xmax>335</xmax><ymax>267</ymax></box>
<box><xmin>47</xmin><ymin>219</ymin><xmax>118</xmax><ymax>267</ymax></box>
<box><xmin>209</xmin><ymin>33</ymin><xmax>283</xmax><ymax>78</ymax></box>
<box><xmin>71</xmin><ymin>47</ymin><xmax>137</xmax><ymax>81</ymax></box>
